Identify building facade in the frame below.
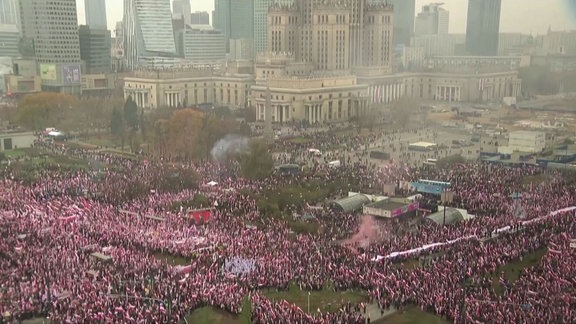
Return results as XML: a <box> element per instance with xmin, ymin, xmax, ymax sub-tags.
<box><xmin>0</xmin><ymin>24</ymin><xmax>19</xmax><ymax>57</ymax></box>
<box><xmin>465</xmin><ymin>0</ymin><xmax>501</xmax><ymax>56</ymax></box>
<box><xmin>191</xmin><ymin>11</ymin><xmax>209</xmax><ymax>25</ymax></box>
<box><xmin>414</xmin><ymin>2</ymin><xmax>449</xmax><ymax>36</ymax></box>
<box><xmin>19</xmin><ymin>0</ymin><xmax>82</xmax><ymax>94</ymax></box>
<box><xmin>79</xmin><ymin>25</ymin><xmax>111</xmax><ymax>74</ymax></box>
<box><xmin>123</xmin><ymin>0</ymin><xmax>177</xmax><ymax>70</ymax></box>
<box><xmin>254</xmin><ymin>0</ymin><xmax>293</xmax><ymax>55</ymax></box>
<box><xmin>123</xmin><ymin>68</ymin><xmax>254</xmax><ymax>109</ymax></box>
<box><xmin>85</xmin><ymin>0</ymin><xmax>107</xmax><ymax>29</ymax></box>
<box><xmin>542</xmin><ymin>29</ymin><xmax>576</xmax><ymax>55</ymax></box>
<box><xmin>387</xmin><ymin>0</ymin><xmax>415</xmax><ymax>46</ymax></box>
<box><xmin>172</xmin><ymin>0</ymin><xmax>191</xmax><ymax>25</ymax></box>
<box><xmin>268</xmin><ymin>0</ymin><xmax>393</xmax><ymax>71</ymax></box>
<box><xmin>0</xmin><ymin>0</ymin><xmax>18</xmax><ymax>25</ymax></box>
<box><xmin>179</xmin><ymin>25</ymin><xmax>226</xmax><ymax>63</ymax></box>
<box><xmin>424</xmin><ymin>55</ymin><xmax>527</xmax><ymax>71</ymax></box>
<box><xmin>213</xmin><ymin>0</ymin><xmax>254</xmax><ymax>53</ymax></box>
<box><xmin>411</xmin><ymin>33</ymin><xmax>465</xmax><ymax>56</ymax></box>
<box><xmin>229</xmin><ymin>38</ymin><xmax>254</xmax><ymax>60</ymax></box>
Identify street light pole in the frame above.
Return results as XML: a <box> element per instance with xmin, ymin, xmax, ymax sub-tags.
<box><xmin>307</xmin><ymin>291</ymin><xmax>310</xmax><ymax>313</ymax></box>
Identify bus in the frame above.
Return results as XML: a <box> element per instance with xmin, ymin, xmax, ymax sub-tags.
<box><xmin>423</xmin><ymin>158</ymin><xmax>437</xmax><ymax>166</ymax></box>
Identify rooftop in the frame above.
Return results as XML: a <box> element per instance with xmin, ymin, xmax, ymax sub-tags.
<box><xmin>366</xmin><ymin>199</ymin><xmax>406</xmax><ymax>211</ymax></box>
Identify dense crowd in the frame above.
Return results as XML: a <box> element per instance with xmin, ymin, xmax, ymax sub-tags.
<box><xmin>0</xmin><ymin>133</ymin><xmax>575</xmax><ymax>323</ymax></box>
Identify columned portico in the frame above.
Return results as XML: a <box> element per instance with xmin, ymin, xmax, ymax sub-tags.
<box><xmin>435</xmin><ymin>85</ymin><xmax>462</xmax><ymax>102</ymax></box>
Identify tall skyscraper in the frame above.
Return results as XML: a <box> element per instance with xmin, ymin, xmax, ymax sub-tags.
<box><xmin>0</xmin><ymin>0</ymin><xmax>18</xmax><ymax>25</ymax></box>
<box><xmin>79</xmin><ymin>25</ymin><xmax>111</xmax><ymax>74</ymax></box>
<box><xmin>213</xmin><ymin>0</ymin><xmax>253</xmax><ymax>53</ymax></box>
<box><xmin>173</xmin><ymin>0</ymin><xmax>191</xmax><ymax>25</ymax></box>
<box><xmin>388</xmin><ymin>0</ymin><xmax>415</xmax><ymax>46</ymax></box>
<box><xmin>415</xmin><ymin>3</ymin><xmax>449</xmax><ymax>36</ymax></box>
<box><xmin>254</xmin><ymin>0</ymin><xmax>293</xmax><ymax>55</ymax></box>
<box><xmin>465</xmin><ymin>0</ymin><xmax>501</xmax><ymax>56</ymax></box>
<box><xmin>85</xmin><ymin>0</ymin><xmax>107</xmax><ymax>30</ymax></box>
<box><xmin>123</xmin><ymin>0</ymin><xmax>177</xmax><ymax>69</ymax></box>
<box><xmin>19</xmin><ymin>0</ymin><xmax>82</xmax><ymax>93</ymax></box>
<box><xmin>191</xmin><ymin>11</ymin><xmax>209</xmax><ymax>25</ymax></box>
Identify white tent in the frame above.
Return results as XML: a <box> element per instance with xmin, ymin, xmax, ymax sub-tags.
<box><xmin>48</xmin><ymin>131</ymin><xmax>64</xmax><ymax>137</ymax></box>
<box><xmin>205</xmin><ymin>181</ymin><xmax>218</xmax><ymax>187</ymax></box>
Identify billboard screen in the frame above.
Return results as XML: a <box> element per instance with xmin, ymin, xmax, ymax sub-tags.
<box><xmin>62</xmin><ymin>65</ymin><xmax>81</xmax><ymax>84</ymax></box>
<box><xmin>40</xmin><ymin>64</ymin><xmax>57</xmax><ymax>80</ymax></box>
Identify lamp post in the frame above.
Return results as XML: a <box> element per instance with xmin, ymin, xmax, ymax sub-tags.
<box><xmin>307</xmin><ymin>291</ymin><xmax>311</xmax><ymax>313</ymax></box>
<box><xmin>440</xmin><ymin>190</ymin><xmax>454</xmax><ymax>226</ymax></box>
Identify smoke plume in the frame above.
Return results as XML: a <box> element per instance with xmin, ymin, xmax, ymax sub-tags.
<box><xmin>343</xmin><ymin>215</ymin><xmax>381</xmax><ymax>249</ymax></box>
<box><xmin>211</xmin><ymin>134</ymin><xmax>250</xmax><ymax>161</ymax></box>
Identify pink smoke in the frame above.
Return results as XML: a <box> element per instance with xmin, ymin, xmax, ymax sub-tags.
<box><xmin>343</xmin><ymin>215</ymin><xmax>382</xmax><ymax>249</ymax></box>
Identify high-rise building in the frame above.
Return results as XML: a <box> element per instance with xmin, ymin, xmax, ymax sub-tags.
<box><xmin>178</xmin><ymin>25</ymin><xmax>226</xmax><ymax>63</ymax></box>
<box><xmin>85</xmin><ymin>0</ymin><xmax>107</xmax><ymax>30</ymax></box>
<box><xmin>123</xmin><ymin>0</ymin><xmax>177</xmax><ymax>69</ymax></box>
<box><xmin>268</xmin><ymin>0</ymin><xmax>393</xmax><ymax>70</ymax></box>
<box><xmin>465</xmin><ymin>0</ymin><xmax>501</xmax><ymax>56</ymax></box>
<box><xmin>213</xmin><ymin>0</ymin><xmax>254</xmax><ymax>53</ymax></box>
<box><xmin>191</xmin><ymin>11</ymin><xmax>209</xmax><ymax>25</ymax></box>
<box><xmin>172</xmin><ymin>0</ymin><xmax>191</xmax><ymax>25</ymax></box>
<box><xmin>18</xmin><ymin>0</ymin><xmax>82</xmax><ymax>93</ymax></box>
<box><xmin>79</xmin><ymin>25</ymin><xmax>111</xmax><ymax>74</ymax></box>
<box><xmin>254</xmin><ymin>0</ymin><xmax>293</xmax><ymax>55</ymax></box>
<box><xmin>0</xmin><ymin>0</ymin><xmax>18</xmax><ymax>25</ymax></box>
<box><xmin>415</xmin><ymin>3</ymin><xmax>448</xmax><ymax>36</ymax></box>
<box><xmin>388</xmin><ymin>0</ymin><xmax>415</xmax><ymax>46</ymax></box>
<box><xmin>0</xmin><ymin>24</ymin><xmax>19</xmax><ymax>57</ymax></box>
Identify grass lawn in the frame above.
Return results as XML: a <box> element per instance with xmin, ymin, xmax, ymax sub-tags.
<box><xmin>491</xmin><ymin>248</ymin><xmax>546</xmax><ymax>295</ymax></box>
<box><xmin>374</xmin><ymin>306</ymin><xmax>450</xmax><ymax>324</ymax></box>
<box><xmin>184</xmin><ymin>297</ymin><xmax>251</xmax><ymax>324</ymax></box>
<box><xmin>288</xmin><ymin>137</ymin><xmax>313</xmax><ymax>144</ymax></box>
<box><xmin>3</xmin><ymin>148</ymin><xmax>34</xmax><ymax>159</ymax></box>
<box><xmin>263</xmin><ymin>283</ymin><xmax>367</xmax><ymax>314</ymax></box>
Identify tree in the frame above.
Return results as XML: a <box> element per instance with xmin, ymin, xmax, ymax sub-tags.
<box><xmin>123</xmin><ymin>96</ymin><xmax>139</xmax><ymax>130</ymax></box>
<box><xmin>18</xmin><ymin>92</ymin><xmax>79</xmax><ymax>130</ymax></box>
<box><xmin>165</xmin><ymin>108</ymin><xmax>204</xmax><ymax>159</ymax></box>
<box><xmin>110</xmin><ymin>107</ymin><xmax>124</xmax><ymax>136</ymax></box>
<box><xmin>237</xmin><ymin>139</ymin><xmax>274</xmax><ymax>180</ymax></box>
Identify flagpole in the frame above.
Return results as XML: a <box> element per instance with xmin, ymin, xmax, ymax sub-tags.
<box><xmin>307</xmin><ymin>291</ymin><xmax>310</xmax><ymax>313</ymax></box>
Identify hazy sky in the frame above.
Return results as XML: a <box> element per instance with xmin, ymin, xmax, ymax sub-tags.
<box><xmin>75</xmin><ymin>0</ymin><xmax>576</xmax><ymax>36</ymax></box>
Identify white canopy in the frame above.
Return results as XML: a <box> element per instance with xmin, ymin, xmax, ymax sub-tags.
<box><xmin>205</xmin><ymin>181</ymin><xmax>218</xmax><ymax>187</ymax></box>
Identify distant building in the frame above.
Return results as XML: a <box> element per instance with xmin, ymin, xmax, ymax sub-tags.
<box><xmin>123</xmin><ymin>0</ymin><xmax>177</xmax><ymax>69</ymax></box>
<box><xmin>191</xmin><ymin>11</ymin><xmax>209</xmax><ymax>25</ymax></box>
<box><xmin>387</xmin><ymin>0</ymin><xmax>415</xmax><ymax>46</ymax></box>
<box><xmin>424</xmin><ymin>55</ymin><xmax>526</xmax><ymax>71</ymax></box>
<box><xmin>0</xmin><ymin>24</ymin><xmax>19</xmax><ymax>57</ymax></box>
<box><xmin>414</xmin><ymin>2</ymin><xmax>449</xmax><ymax>36</ymax></box>
<box><xmin>397</xmin><ymin>45</ymin><xmax>424</xmax><ymax>71</ymax></box>
<box><xmin>268</xmin><ymin>0</ymin><xmax>394</xmax><ymax>70</ymax></box>
<box><xmin>411</xmin><ymin>34</ymin><xmax>465</xmax><ymax>56</ymax></box>
<box><xmin>0</xmin><ymin>0</ymin><xmax>18</xmax><ymax>25</ymax></box>
<box><xmin>79</xmin><ymin>25</ymin><xmax>111</xmax><ymax>74</ymax></box>
<box><xmin>123</xmin><ymin>68</ymin><xmax>254</xmax><ymax>109</ymax></box>
<box><xmin>542</xmin><ymin>29</ymin><xmax>576</xmax><ymax>55</ymax></box>
<box><xmin>172</xmin><ymin>0</ymin><xmax>191</xmax><ymax>25</ymax></box>
<box><xmin>531</xmin><ymin>54</ymin><xmax>576</xmax><ymax>72</ymax></box>
<box><xmin>84</xmin><ymin>0</ymin><xmax>107</xmax><ymax>29</ymax></box>
<box><xmin>229</xmin><ymin>38</ymin><xmax>254</xmax><ymax>61</ymax></box>
<box><xmin>465</xmin><ymin>0</ymin><xmax>501</xmax><ymax>56</ymax></box>
<box><xmin>19</xmin><ymin>0</ymin><xmax>82</xmax><ymax>94</ymax></box>
<box><xmin>178</xmin><ymin>25</ymin><xmax>226</xmax><ymax>63</ymax></box>
<box><xmin>213</xmin><ymin>0</ymin><xmax>254</xmax><ymax>53</ymax></box>
<box><xmin>254</xmin><ymin>0</ymin><xmax>293</xmax><ymax>55</ymax></box>
<box><xmin>0</xmin><ymin>131</ymin><xmax>35</xmax><ymax>151</ymax></box>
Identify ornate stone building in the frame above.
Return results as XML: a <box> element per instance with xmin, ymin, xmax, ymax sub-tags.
<box><xmin>267</xmin><ymin>0</ymin><xmax>393</xmax><ymax>71</ymax></box>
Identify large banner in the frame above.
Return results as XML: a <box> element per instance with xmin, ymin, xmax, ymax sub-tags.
<box><xmin>62</xmin><ymin>64</ymin><xmax>81</xmax><ymax>84</ymax></box>
<box><xmin>40</xmin><ymin>64</ymin><xmax>57</xmax><ymax>80</ymax></box>
<box><xmin>391</xmin><ymin>202</ymin><xmax>419</xmax><ymax>217</ymax></box>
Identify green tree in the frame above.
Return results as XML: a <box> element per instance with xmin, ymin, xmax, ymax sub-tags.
<box><xmin>123</xmin><ymin>96</ymin><xmax>139</xmax><ymax>130</ymax></box>
<box><xmin>18</xmin><ymin>92</ymin><xmax>79</xmax><ymax>130</ymax></box>
<box><xmin>110</xmin><ymin>107</ymin><xmax>124</xmax><ymax>136</ymax></box>
<box><xmin>237</xmin><ymin>140</ymin><xmax>274</xmax><ymax>180</ymax></box>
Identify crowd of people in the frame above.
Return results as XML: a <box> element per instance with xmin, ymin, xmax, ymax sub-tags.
<box><xmin>0</xmin><ymin>130</ymin><xmax>575</xmax><ymax>323</ymax></box>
